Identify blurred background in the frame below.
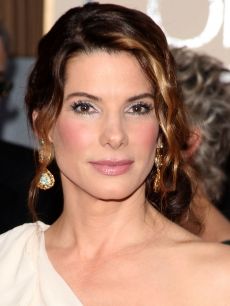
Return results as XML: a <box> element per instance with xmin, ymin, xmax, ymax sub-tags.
<box><xmin>0</xmin><ymin>0</ymin><xmax>229</xmax><ymax>148</ymax></box>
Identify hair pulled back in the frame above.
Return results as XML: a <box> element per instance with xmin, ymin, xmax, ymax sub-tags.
<box><xmin>25</xmin><ymin>3</ymin><xmax>193</xmax><ymax>223</ymax></box>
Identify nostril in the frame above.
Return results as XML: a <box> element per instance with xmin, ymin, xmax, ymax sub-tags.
<box><xmin>100</xmin><ymin>125</ymin><xmax>128</xmax><ymax>149</ymax></box>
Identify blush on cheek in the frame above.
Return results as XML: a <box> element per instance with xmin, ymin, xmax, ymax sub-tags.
<box><xmin>134</xmin><ymin>122</ymin><xmax>159</xmax><ymax>148</ymax></box>
<box><xmin>53</xmin><ymin>120</ymin><xmax>95</xmax><ymax>149</ymax></box>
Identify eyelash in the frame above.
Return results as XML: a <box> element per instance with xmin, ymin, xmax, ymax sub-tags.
<box><xmin>126</xmin><ymin>102</ymin><xmax>153</xmax><ymax>115</ymax></box>
<box><xmin>70</xmin><ymin>101</ymin><xmax>154</xmax><ymax>116</ymax></box>
<box><xmin>71</xmin><ymin>101</ymin><xmax>98</xmax><ymax>115</ymax></box>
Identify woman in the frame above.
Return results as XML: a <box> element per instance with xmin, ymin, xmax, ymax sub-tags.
<box><xmin>0</xmin><ymin>3</ymin><xmax>229</xmax><ymax>305</ymax></box>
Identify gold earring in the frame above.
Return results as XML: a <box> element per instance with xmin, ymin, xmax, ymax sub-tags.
<box><xmin>37</xmin><ymin>139</ymin><xmax>55</xmax><ymax>190</ymax></box>
<box><xmin>153</xmin><ymin>143</ymin><xmax>163</xmax><ymax>193</ymax></box>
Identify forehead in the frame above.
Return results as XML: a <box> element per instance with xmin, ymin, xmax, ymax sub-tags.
<box><xmin>64</xmin><ymin>51</ymin><xmax>152</xmax><ymax>94</ymax></box>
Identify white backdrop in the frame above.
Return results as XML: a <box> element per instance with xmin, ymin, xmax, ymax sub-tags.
<box><xmin>44</xmin><ymin>0</ymin><xmax>230</xmax><ymax>67</ymax></box>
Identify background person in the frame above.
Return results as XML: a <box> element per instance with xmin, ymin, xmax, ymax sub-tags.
<box><xmin>0</xmin><ymin>22</ymin><xmax>33</xmax><ymax>230</ymax></box>
<box><xmin>171</xmin><ymin>47</ymin><xmax>230</xmax><ymax>242</ymax></box>
<box><xmin>0</xmin><ymin>22</ymin><xmax>62</xmax><ymax>233</ymax></box>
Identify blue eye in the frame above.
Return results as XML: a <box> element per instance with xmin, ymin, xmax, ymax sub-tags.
<box><xmin>71</xmin><ymin>101</ymin><xmax>97</xmax><ymax>115</ymax></box>
<box><xmin>127</xmin><ymin>102</ymin><xmax>153</xmax><ymax>115</ymax></box>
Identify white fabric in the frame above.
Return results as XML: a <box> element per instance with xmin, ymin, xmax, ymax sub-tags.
<box><xmin>0</xmin><ymin>222</ymin><xmax>83</xmax><ymax>306</ymax></box>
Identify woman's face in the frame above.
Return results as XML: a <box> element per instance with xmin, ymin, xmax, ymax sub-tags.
<box><xmin>50</xmin><ymin>51</ymin><xmax>159</xmax><ymax>200</ymax></box>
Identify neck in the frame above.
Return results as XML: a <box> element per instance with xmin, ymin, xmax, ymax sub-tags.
<box><xmin>46</xmin><ymin>184</ymin><xmax>160</xmax><ymax>259</ymax></box>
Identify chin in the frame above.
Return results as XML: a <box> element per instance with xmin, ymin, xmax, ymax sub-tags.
<box><xmin>96</xmin><ymin>194</ymin><xmax>133</xmax><ymax>202</ymax></box>
<box><xmin>91</xmin><ymin>185</ymin><xmax>139</xmax><ymax>202</ymax></box>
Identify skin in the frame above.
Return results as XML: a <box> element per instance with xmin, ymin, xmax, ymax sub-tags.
<box><xmin>44</xmin><ymin>51</ymin><xmax>230</xmax><ymax>305</ymax></box>
<box><xmin>49</xmin><ymin>51</ymin><xmax>159</xmax><ymax>203</ymax></box>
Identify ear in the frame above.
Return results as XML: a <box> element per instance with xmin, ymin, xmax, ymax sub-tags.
<box><xmin>183</xmin><ymin>128</ymin><xmax>202</xmax><ymax>160</ymax></box>
<box><xmin>32</xmin><ymin>110</ymin><xmax>39</xmax><ymax>139</ymax></box>
<box><xmin>48</xmin><ymin>126</ymin><xmax>54</xmax><ymax>143</ymax></box>
<box><xmin>32</xmin><ymin>110</ymin><xmax>54</xmax><ymax>143</ymax></box>
<box><xmin>156</xmin><ymin>133</ymin><xmax>163</xmax><ymax>148</ymax></box>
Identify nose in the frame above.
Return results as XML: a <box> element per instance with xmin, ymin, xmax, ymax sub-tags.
<box><xmin>99</xmin><ymin>114</ymin><xmax>128</xmax><ymax>150</ymax></box>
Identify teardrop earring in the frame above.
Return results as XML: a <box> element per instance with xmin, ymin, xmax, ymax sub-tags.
<box><xmin>37</xmin><ymin>140</ymin><xmax>55</xmax><ymax>190</ymax></box>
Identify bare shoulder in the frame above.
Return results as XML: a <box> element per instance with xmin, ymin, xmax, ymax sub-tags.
<box><xmin>184</xmin><ymin>238</ymin><xmax>230</xmax><ymax>270</ymax></box>
<box><xmin>137</xmin><ymin>219</ymin><xmax>230</xmax><ymax>305</ymax></box>
<box><xmin>157</xmin><ymin>221</ymin><xmax>230</xmax><ymax>303</ymax></box>
<box><xmin>178</xmin><ymin>238</ymin><xmax>230</xmax><ymax>304</ymax></box>
<box><xmin>170</xmin><ymin>222</ymin><xmax>230</xmax><ymax>277</ymax></box>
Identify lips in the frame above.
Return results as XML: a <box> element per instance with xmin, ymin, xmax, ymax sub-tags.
<box><xmin>89</xmin><ymin>160</ymin><xmax>134</xmax><ymax>176</ymax></box>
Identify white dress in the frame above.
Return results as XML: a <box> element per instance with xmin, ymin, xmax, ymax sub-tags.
<box><xmin>0</xmin><ymin>222</ymin><xmax>83</xmax><ymax>306</ymax></box>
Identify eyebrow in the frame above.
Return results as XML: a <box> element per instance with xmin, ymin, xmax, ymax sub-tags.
<box><xmin>64</xmin><ymin>92</ymin><xmax>154</xmax><ymax>102</ymax></box>
<box><xmin>64</xmin><ymin>92</ymin><xmax>101</xmax><ymax>101</ymax></box>
<box><xmin>127</xmin><ymin>93</ymin><xmax>154</xmax><ymax>102</ymax></box>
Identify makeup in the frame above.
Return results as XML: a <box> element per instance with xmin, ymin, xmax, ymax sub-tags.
<box><xmin>89</xmin><ymin>160</ymin><xmax>134</xmax><ymax>176</ymax></box>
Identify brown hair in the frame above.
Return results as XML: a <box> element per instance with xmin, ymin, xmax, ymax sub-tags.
<box><xmin>25</xmin><ymin>3</ymin><xmax>193</xmax><ymax>223</ymax></box>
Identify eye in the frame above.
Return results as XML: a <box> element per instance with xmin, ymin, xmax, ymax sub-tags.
<box><xmin>126</xmin><ymin>102</ymin><xmax>153</xmax><ymax>115</ymax></box>
<box><xmin>71</xmin><ymin>101</ymin><xmax>98</xmax><ymax>115</ymax></box>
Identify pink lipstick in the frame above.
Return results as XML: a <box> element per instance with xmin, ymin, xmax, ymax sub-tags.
<box><xmin>89</xmin><ymin>160</ymin><xmax>133</xmax><ymax>176</ymax></box>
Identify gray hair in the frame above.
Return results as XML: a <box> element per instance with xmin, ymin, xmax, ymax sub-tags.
<box><xmin>171</xmin><ymin>47</ymin><xmax>230</xmax><ymax>203</ymax></box>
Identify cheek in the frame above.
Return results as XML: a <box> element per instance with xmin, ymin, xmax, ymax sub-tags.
<box><xmin>52</xmin><ymin>119</ymin><xmax>94</xmax><ymax>151</ymax></box>
<box><xmin>132</xmin><ymin>121</ymin><xmax>159</xmax><ymax>149</ymax></box>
